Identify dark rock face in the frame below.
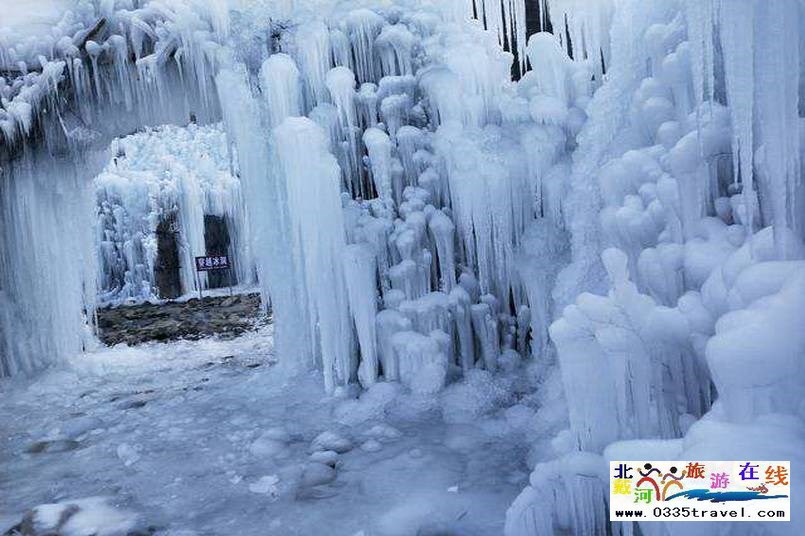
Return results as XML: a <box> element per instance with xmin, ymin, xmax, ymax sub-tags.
<box><xmin>154</xmin><ymin>213</ymin><xmax>182</xmax><ymax>300</ymax></box>
<box><xmin>96</xmin><ymin>293</ymin><xmax>265</xmax><ymax>346</ymax></box>
<box><xmin>203</xmin><ymin>215</ymin><xmax>236</xmax><ymax>289</ymax></box>
<box><xmin>25</xmin><ymin>439</ymin><xmax>81</xmax><ymax>454</ymax></box>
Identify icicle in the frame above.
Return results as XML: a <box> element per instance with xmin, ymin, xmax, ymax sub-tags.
<box><xmin>363</xmin><ymin>127</ymin><xmax>394</xmax><ymax>201</ymax></box>
<box><xmin>326</xmin><ymin>66</ymin><xmax>362</xmax><ymax>196</ymax></box>
<box><xmin>471</xmin><ymin>302</ymin><xmax>500</xmax><ymax>371</ymax></box>
<box><xmin>526</xmin><ymin>33</ymin><xmax>573</xmax><ymax>104</ymax></box>
<box><xmin>355</xmin><ymin>82</ymin><xmax>379</xmax><ymax>129</ymax></box>
<box><xmin>217</xmin><ymin>66</ymin><xmax>314</xmax><ymax>374</ymax></box>
<box><xmin>375</xmin><ymin>24</ymin><xmax>416</xmax><ymax>77</ymax></box>
<box><xmin>428</xmin><ymin>209</ymin><xmax>457</xmax><ymax>292</ymax></box>
<box><xmin>343</xmin><ymin>244</ymin><xmax>379</xmax><ymax>387</ymax></box>
<box><xmin>330</xmin><ymin>29</ymin><xmax>352</xmax><ymax>69</ymax></box>
<box><xmin>294</xmin><ymin>21</ymin><xmax>333</xmax><ymax>109</ymax></box>
<box><xmin>259</xmin><ymin>53</ymin><xmax>303</xmax><ymax>127</ymax></box>
<box><xmin>752</xmin><ymin>1</ymin><xmax>801</xmax><ymax>257</ymax></box>
<box><xmin>684</xmin><ymin>0</ymin><xmax>715</xmax><ymax>104</ymax></box>
<box><xmin>343</xmin><ymin>9</ymin><xmax>384</xmax><ymax>84</ymax></box>
<box><xmin>542</xmin><ymin>0</ymin><xmax>614</xmax><ymax>80</ymax></box>
<box><xmin>719</xmin><ymin>0</ymin><xmax>756</xmax><ymax>234</ymax></box>
<box><xmin>449</xmin><ymin>285</ymin><xmax>475</xmax><ymax>371</ymax></box>
<box><xmin>273</xmin><ymin>117</ymin><xmax>355</xmax><ymax>392</ymax></box>
<box><xmin>380</xmin><ymin>94</ymin><xmax>411</xmax><ymax>139</ymax></box>
<box><xmin>391</xmin><ymin>331</ymin><xmax>448</xmax><ymax>394</ymax></box>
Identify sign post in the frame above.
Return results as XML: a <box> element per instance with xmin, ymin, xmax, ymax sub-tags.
<box><xmin>194</xmin><ymin>255</ymin><xmax>232</xmax><ymax>300</ymax></box>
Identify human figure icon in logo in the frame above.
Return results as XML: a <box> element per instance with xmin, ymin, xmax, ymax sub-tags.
<box><xmin>662</xmin><ymin>466</ymin><xmax>684</xmax><ymax>499</ymax></box>
<box><xmin>636</xmin><ymin>463</ymin><xmax>661</xmax><ymax>499</ymax></box>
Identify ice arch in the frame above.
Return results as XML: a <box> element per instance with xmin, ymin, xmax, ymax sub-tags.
<box><xmin>0</xmin><ymin>3</ymin><xmax>226</xmax><ymax>376</ymax></box>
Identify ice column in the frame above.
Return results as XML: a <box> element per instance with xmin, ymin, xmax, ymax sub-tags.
<box><xmin>343</xmin><ymin>243</ymin><xmax>379</xmax><ymax>387</ymax></box>
<box><xmin>326</xmin><ymin>66</ymin><xmax>363</xmax><ymax>196</ymax></box>
<box><xmin>363</xmin><ymin>127</ymin><xmax>394</xmax><ymax>201</ymax></box>
<box><xmin>295</xmin><ymin>22</ymin><xmax>333</xmax><ymax>109</ymax></box>
<box><xmin>343</xmin><ymin>9</ymin><xmax>384</xmax><ymax>83</ymax></box>
<box><xmin>273</xmin><ymin>117</ymin><xmax>355</xmax><ymax>392</ymax></box>
<box><xmin>259</xmin><ymin>53</ymin><xmax>303</xmax><ymax>127</ymax></box>
<box><xmin>217</xmin><ymin>66</ymin><xmax>313</xmax><ymax>373</ymax></box>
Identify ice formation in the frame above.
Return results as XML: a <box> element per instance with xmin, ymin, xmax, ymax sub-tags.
<box><xmin>2</xmin><ymin>0</ymin><xmax>225</xmax><ymax>375</ymax></box>
<box><xmin>2</xmin><ymin>0</ymin><xmax>805</xmax><ymax>534</ymax></box>
<box><xmin>506</xmin><ymin>1</ymin><xmax>805</xmax><ymax>535</ymax></box>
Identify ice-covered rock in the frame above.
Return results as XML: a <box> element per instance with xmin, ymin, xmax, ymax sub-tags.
<box><xmin>248</xmin><ymin>475</ymin><xmax>280</xmax><ymax>498</ymax></box>
<box><xmin>2</xmin><ymin>497</ymin><xmax>140</xmax><ymax>536</ymax></box>
<box><xmin>116</xmin><ymin>443</ymin><xmax>140</xmax><ymax>466</ymax></box>
<box><xmin>250</xmin><ymin>431</ymin><xmax>288</xmax><ymax>459</ymax></box>
<box><xmin>310</xmin><ymin>431</ymin><xmax>353</xmax><ymax>454</ymax></box>
<box><xmin>360</xmin><ymin>439</ymin><xmax>383</xmax><ymax>452</ymax></box>
<box><xmin>300</xmin><ymin>462</ymin><xmax>337</xmax><ymax>487</ymax></box>
<box><xmin>391</xmin><ymin>331</ymin><xmax>448</xmax><ymax>394</ymax></box>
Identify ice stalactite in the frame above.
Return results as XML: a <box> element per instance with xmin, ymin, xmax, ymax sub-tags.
<box><xmin>392</xmin><ymin>330</ymin><xmax>448</xmax><ymax>394</ymax></box>
<box><xmin>326</xmin><ymin>65</ymin><xmax>363</xmax><ymax>196</ymax></box>
<box><xmin>539</xmin><ymin>0</ymin><xmax>614</xmax><ymax>82</ymax></box>
<box><xmin>3</xmin><ymin>1</ymin><xmax>805</xmax><ymax>532</ymax></box>
<box><xmin>748</xmin><ymin>1</ymin><xmax>802</xmax><ymax>257</ymax></box>
<box><xmin>343</xmin><ymin>243</ymin><xmax>379</xmax><ymax>387</ymax></box>
<box><xmin>448</xmin><ymin>1</ymin><xmax>528</xmax><ymax>75</ymax></box>
<box><xmin>273</xmin><ymin>117</ymin><xmax>355</xmax><ymax>393</ymax></box>
<box><xmin>525</xmin><ymin>33</ymin><xmax>573</xmax><ymax>104</ymax></box>
<box><xmin>428</xmin><ymin>209</ymin><xmax>457</xmax><ymax>292</ymax></box>
<box><xmin>217</xmin><ymin>65</ymin><xmax>312</xmax><ymax>374</ymax></box>
<box><xmin>505</xmin><ymin>453</ymin><xmax>609</xmax><ymax>536</ymax></box>
<box><xmin>551</xmin><ymin>0</ymin><xmax>676</xmax><ymax>309</ymax></box>
<box><xmin>719</xmin><ymin>0</ymin><xmax>756</xmax><ymax>234</ymax></box>
<box><xmin>363</xmin><ymin>127</ymin><xmax>393</xmax><ymax>201</ymax></box>
<box><xmin>375</xmin><ymin>24</ymin><xmax>416</xmax><ymax>77</ymax></box>
<box><xmin>293</xmin><ymin>21</ymin><xmax>333</xmax><ymax>110</ymax></box>
<box><xmin>342</xmin><ymin>9</ymin><xmax>384</xmax><ymax>84</ymax></box>
<box><xmin>550</xmin><ymin>246</ymin><xmax>711</xmax><ymax>452</ymax></box>
<box><xmin>259</xmin><ymin>53</ymin><xmax>303</xmax><ymax>127</ymax></box>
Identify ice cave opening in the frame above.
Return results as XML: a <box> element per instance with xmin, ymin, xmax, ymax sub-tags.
<box><xmin>1</xmin><ymin>0</ymin><xmax>805</xmax><ymax>535</ymax></box>
<box><xmin>93</xmin><ymin>122</ymin><xmax>256</xmax><ymax>305</ymax></box>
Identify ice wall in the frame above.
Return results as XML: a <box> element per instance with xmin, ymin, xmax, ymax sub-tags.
<box><xmin>507</xmin><ymin>0</ymin><xmax>805</xmax><ymax>534</ymax></box>
<box><xmin>208</xmin><ymin>1</ymin><xmax>585</xmax><ymax>395</ymax></box>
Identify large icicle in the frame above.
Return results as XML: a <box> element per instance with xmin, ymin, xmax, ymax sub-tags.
<box><xmin>343</xmin><ymin>243</ymin><xmax>379</xmax><ymax>387</ymax></box>
<box><xmin>719</xmin><ymin>0</ymin><xmax>756</xmax><ymax>234</ymax></box>
<box><xmin>259</xmin><ymin>53</ymin><xmax>303</xmax><ymax>127</ymax></box>
<box><xmin>217</xmin><ymin>65</ymin><xmax>313</xmax><ymax>374</ymax></box>
<box><xmin>273</xmin><ymin>117</ymin><xmax>355</xmax><ymax>393</ymax></box>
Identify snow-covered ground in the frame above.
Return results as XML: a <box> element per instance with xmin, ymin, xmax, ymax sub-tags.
<box><xmin>0</xmin><ymin>328</ymin><xmax>538</xmax><ymax>535</ymax></box>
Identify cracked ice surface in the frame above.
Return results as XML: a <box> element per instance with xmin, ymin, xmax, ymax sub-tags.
<box><xmin>0</xmin><ymin>328</ymin><xmax>536</xmax><ymax>535</ymax></box>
